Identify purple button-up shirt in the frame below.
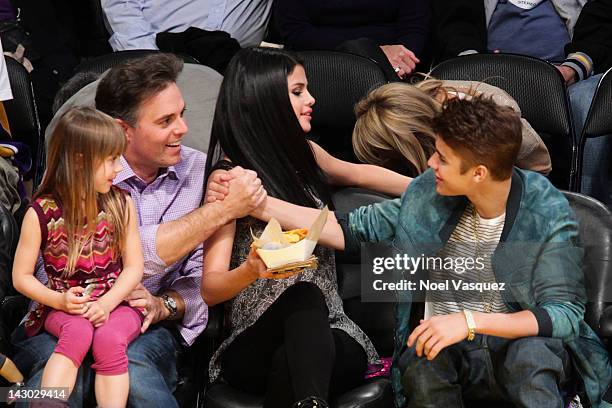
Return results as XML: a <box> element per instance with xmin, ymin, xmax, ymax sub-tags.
<box><xmin>33</xmin><ymin>146</ymin><xmax>208</xmax><ymax>346</ymax></box>
<box><xmin>114</xmin><ymin>146</ymin><xmax>208</xmax><ymax>345</ymax></box>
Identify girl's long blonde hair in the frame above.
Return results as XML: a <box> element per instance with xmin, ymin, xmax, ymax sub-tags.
<box><xmin>36</xmin><ymin>107</ymin><xmax>128</xmax><ymax>277</ymax></box>
<box><xmin>352</xmin><ymin>79</ymin><xmax>451</xmax><ymax>176</ymax></box>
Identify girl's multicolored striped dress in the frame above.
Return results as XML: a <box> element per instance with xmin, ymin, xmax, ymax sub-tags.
<box><xmin>24</xmin><ymin>191</ymin><xmax>127</xmax><ymax>337</ymax></box>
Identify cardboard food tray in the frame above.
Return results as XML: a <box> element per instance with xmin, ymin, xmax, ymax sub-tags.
<box><xmin>252</xmin><ymin>207</ymin><xmax>329</xmax><ymax>270</ymax></box>
<box><xmin>267</xmin><ymin>255</ymin><xmax>318</xmax><ymax>274</ymax></box>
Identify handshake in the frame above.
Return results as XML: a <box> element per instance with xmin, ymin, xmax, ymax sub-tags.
<box><xmin>205</xmin><ymin>166</ymin><xmax>268</xmax><ymax>220</ymax></box>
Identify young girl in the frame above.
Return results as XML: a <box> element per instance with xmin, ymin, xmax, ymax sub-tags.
<box><xmin>12</xmin><ymin>107</ymin><xmax>144</xmax><ymax>407</ymax></box>
<box><xmin>202</xmin><ymin>47</ymin><xmax>411</xmax><ymax>408</ymax></box>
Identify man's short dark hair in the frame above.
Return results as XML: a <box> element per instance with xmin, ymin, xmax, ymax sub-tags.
<box><xmin>432</xmin><ymin>95</ymin><xmax>522</xmax><ymax>181</ymax></box>
<box><xmin>95</xmin><ymin>53</ymin><xmax>183</xmax><ymax>125</ymax></box>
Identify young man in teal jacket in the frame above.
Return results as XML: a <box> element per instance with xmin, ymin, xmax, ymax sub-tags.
<box><xmin>213</xmin><ymin>96</ymin><xmax>612</xmax><ymax>407</ymax></box>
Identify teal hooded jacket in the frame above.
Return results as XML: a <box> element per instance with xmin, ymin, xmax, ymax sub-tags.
<box><xmin>339</xmin><ymin>168</ymin><xmax>612</xmax><ymax>407</ymax></box>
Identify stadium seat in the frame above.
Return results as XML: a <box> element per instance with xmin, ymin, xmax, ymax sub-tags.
<box><xmin>74</xmin><ymin>50</ymin><xmax>200</xmax><ymax>76</ymax></box>
<box><xmin>0</xmin><ymin>204</ymin><xmax>18</xmax><ymax>315</ymax></box>
<box><xmin>564</xmin><ymin>191</ymin><xmax>612</xmax><ymax>345</ymax></box>
<box><xmin>300</xmin><ymin>50</ymin><xmax>390</xmax><ymax>163</ymax></box>
<box><xmin>4</xmin><ymin>56</ymin><xmax>44</xmax><ymax>186</ymax></box>
<box><xmin>0</xmin><ymin>205</ymin><xmax>18</xmax><ymax>387</ymax></box>
<box><xmin>574</xmin><ymin>67</ymin><xmax>612</xmax><ymax>195</ymax></box>
<box><xmin>431</xmin><ymin>53</ymin><xmax>576</xmax><ymax>190</ymax></box>
<box><xmin>203</xmin><ymin>187</ymin><xmax>395</xmax><ymax>408</ymax></box>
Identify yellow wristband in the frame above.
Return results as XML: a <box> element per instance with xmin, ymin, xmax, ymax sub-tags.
<box><xmin>463</xmin><ymin>309</ymin><xmax>476</xmax><ymax>341</ymax></box>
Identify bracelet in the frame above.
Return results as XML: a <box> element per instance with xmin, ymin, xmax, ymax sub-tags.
<box><xmin>211</xmin><ymin>159</ymin><xmax>234</xmax><ymax>172</ymax></box>
<box><xmin>462</xmin><ymin>309</ymin><xmax>476</xmax><ymax>341</ymax></box>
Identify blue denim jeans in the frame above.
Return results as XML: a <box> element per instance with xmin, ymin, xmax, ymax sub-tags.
<box><xmin>398</xmin><ymin>335</ymin><xmax>573</xmax><ymax>407</ymax></box>
<box><xmin>11</xmin><ymin>324</ymin><xmax>180</xmax><ymax>408</ymax></box>
<box><xmin>569</xmin><ymin>73</ymin><xmax>612</xmax><ymax>204</ymax></box>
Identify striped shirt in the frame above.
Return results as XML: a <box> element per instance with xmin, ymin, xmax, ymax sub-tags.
<box><xmin>425</xmin><ymin>203</ymin><xmax>510</xmax><ymax>318</ymax></box>
<box><xmin>33</xmin><ymin>146</ymin><xmax>208</xmax><ymax>345</ymax></box>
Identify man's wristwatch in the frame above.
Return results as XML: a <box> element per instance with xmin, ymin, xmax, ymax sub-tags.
<box><xmin>462</xmin><ymin>309</ymin><xmax>476</xmax><ymax>341</ymax></box>
<box><xmin>161</xmin><ymin>294</ymin><xmax>178</xmax><ymax>320</ymax></box>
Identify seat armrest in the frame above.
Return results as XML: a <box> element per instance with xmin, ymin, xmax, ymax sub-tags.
<box><xmin>599</xmin><ymin>305</ymin><xmax>612</xmax><ymax>339</ymax></box>
<box><xmin>333</xmin><ymin>378</ymin><xmax>393</xmax><ymax>408</ymax></box>
<box><xmin>201</xmin><ymin>303</ymin><xmax>225</xmax><ymax>340</ymax></box>
<box><xmin>1</xmin><ymin>295</ymin><xmax>29</xmax><ymax>333</ymax></box>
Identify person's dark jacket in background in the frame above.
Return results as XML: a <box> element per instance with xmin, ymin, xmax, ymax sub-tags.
<box><xmin>565</xmin><ymin>0</ymin><xmax>612</xmax><ymax>74</ymax></box>
<box><xmin>430</xmin><ymin>0</ymin><xmax>487</xmax><ymax>62</ymax></box>
<box><xmin>5</xmin><ymin>0</ymin><xmax>80</xmax><ymax>129</ymax></box>
<box><xmin>0</xmin><ymin>0</ymin><xmax>14</xmax><ymax>22</ymax></box>
<box><xmin>156</xmin><ymin>27</ymin><xmax>240</xmax><ymax>75</ymax></box>
<box><xmin>274</xmin><ymin>0</ymin><xmax>428</xmax><ymax>57</ymax></box>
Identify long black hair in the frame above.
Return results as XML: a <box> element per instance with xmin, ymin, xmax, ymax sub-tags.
<box><xmin>205</xmin><ymin>47</ymin><xmax>332</xmax><ymax>208</ymax></box>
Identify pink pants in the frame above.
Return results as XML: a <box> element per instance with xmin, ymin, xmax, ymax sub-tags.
<box><xmin>44</xmin><ymin>305</ymin><xmax>142</xmax><ymax>375</ymax></box>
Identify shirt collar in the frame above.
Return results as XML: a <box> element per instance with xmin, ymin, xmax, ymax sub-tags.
<box><xmin>114</xmin><ymin>156</ymin><xmax>180</xmax><ymax>186</ymax></box>
<box><xmin>438</xmin><ymin>168</ymin><xmax>522</xmax><ymax>243</ymax></box>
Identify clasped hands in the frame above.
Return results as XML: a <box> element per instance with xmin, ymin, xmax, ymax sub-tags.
<box><xmin>407</xmin><ymin>312</ymin><xmax>471</xmax><ymax>360</ymax></box>
<box><xmin>59</xmin><ymin>287</ymin><xmax>110</xmax><ymax>328</ymax></box>
<box><xmin>207</xmin><ymin>168</ymin><xmax>302</xmax><ymax>280</ymax></box>
<box><xmin>206</xmin><ymin>166</ymin><xmax>267</xmax><ymax>220</ymax></box>
<box><xmin>59</xmin><ymin>283</ymin><xmax>169</xmax><ymax>332</ymax></box>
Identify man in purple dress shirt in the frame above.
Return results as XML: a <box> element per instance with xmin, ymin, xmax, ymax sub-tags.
<box><xmin>11</xmin><ymin>53</ymin><xmax>265</xmax><ymax>407</ymax></box>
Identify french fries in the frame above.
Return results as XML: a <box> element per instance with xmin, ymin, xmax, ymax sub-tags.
<box><xmin>283</xmin><ymin>228</ymin><xmax>308</xmax><ymax>243</ymax></box>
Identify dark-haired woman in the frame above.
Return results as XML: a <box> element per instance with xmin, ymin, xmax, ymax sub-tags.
<box><xmin>202</xmin><ymin>47</ymin><xmax>410</xmax><ymax>408</ymax></box>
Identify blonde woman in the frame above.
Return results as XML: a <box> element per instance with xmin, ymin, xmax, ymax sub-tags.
<box><xmin>352</xmin><ymin>79</ymin><xmax>552</xmax><ymax>177</ymax></box>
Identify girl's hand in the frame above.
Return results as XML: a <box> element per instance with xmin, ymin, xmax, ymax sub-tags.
<box><xmin>245</xmin><ymin>248</ymin><xmax>301</xmax><ymax>280</ymax></box>
<box><xmin>205</xmin><ymin>169</ymin><xmax>232</xmax><ymax>203</ymax></box>
<box><xmin>83</xmin><ymin>301</ymin><xmax>111</xmax><ymax>327</ymax></box>
<box><xmin>60</xmin><ymin>287</ymin><xmax>90</xmax><ymax>315</ymax></box>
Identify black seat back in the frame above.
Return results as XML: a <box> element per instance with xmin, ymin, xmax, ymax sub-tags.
<box><xmin>563</xmin><ymin>191</ymin><xmax>612</xmax><ymax>336</ymax></box>
<box><xmin>0</xmin><ymin>204</ymin><xmax>19</xmax><ymax>355</ymax></box>
<box><xmin>0</xmin><ymin>205</ymin><xmax>18</xmax><ymax>303</ymax></box>
<box><xmin>332</xmin><ymin>187</ymin><xmax>395</xmax><ymax>355</ymax></box>
<box><xmin>431</xmin><ymin>53</ymin><xmax>575</xmax><ymax>190</ymax></box>
<box><xmin>4</xmin><ymin>56</ymin><xmax>44</xmax><ymax>186</ymax></box>
<box><xmin>74</xmin><ymin>50</ymin><xmax>200</xmax><ymax>76</ymax></box>
<box><xmin>575</xmin><ymin>67</ymin><xmax>612</xmax><ymax>193</ymax></box>
<box><xmin>301</xmin><ymin>51</ymin><xmax>389</xmax><ymax>162</ymax></box>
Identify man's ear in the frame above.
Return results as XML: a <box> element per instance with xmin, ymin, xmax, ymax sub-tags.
<box><xmin>116</xmin><ymin>118</ymin><xmax>132</xmax><ymax>142</ymax></box>
<box><xmin>473</xmin><ymin>165</ymin><xmax>488</xmax><ymax>183</ymax></box>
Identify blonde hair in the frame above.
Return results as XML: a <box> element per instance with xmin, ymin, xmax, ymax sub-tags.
<box><xmin>353</xmin><ymin>79</ymin><xmax>451</xmax><ymax>176</ymax></box>
<box><xmin>37</xmin><ymin>107</ymin><xmax>128</xmax><ymax>277</ymax></box>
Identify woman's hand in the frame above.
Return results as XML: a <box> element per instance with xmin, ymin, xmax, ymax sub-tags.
<box><xmin>206</xmin><ymin>169</ymin><xmax>232</xmax><ymax>203</ymax></box>
<box><xmin>406</xmin><ymin>313</ymin><xmax>469</xmax><ymax>360</ymax></box>
<box><xmin>205</xmin><ymin>167</ymin><xmax>263</xmax><ymax>204</ymax></box>
<box><xmin>59</xmin><ymin>287</ymin><xmax>90</xmax><ymax>315</ymax></box>
<box><xmin>83</xmin><ymin>300</ymin><xmax>111</xmax><ymax>327</ymax></box>
<box><xmin>380</xmin><ymin>45</ymin><xmax>420</xmax><ymax>78</ymax></box>
<box><xmin>244</xmin><ymin>248</ymin><xmax>302</xmax><ymax>280</ymax></box>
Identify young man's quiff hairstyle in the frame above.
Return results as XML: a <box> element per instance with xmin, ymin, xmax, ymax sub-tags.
<box><xmin>431</xmin><ymin>95</ymin><xmax>522</xmax><ymax>181</ymax></box>
<box><xmin>95</xmin><ymin>53</ymin><xmax>184</xmax><ymax>126</ymax></box>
